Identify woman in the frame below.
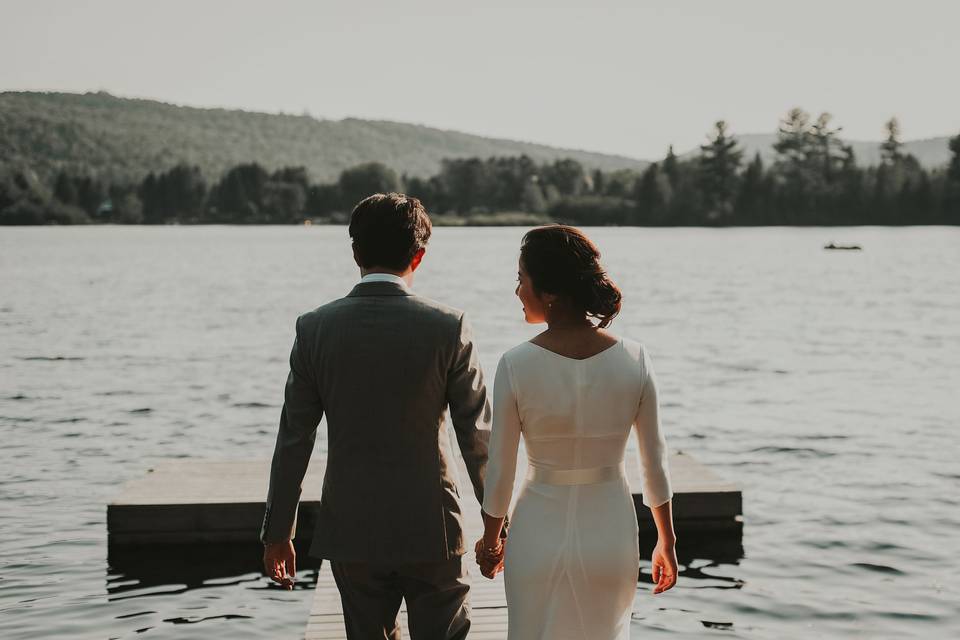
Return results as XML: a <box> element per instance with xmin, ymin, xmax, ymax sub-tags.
<box><xmin>475</xmin><ymin>225</ymin><xmax>678</xmax><ymax>639</ymax></box>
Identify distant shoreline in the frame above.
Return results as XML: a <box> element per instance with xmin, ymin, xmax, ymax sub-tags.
<box><xmin>4</xmin><ymin>217</ymin><xmax>957</xmax><ymax>229</ymax></box>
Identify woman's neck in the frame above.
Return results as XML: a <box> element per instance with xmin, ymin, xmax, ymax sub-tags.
<box><xmin>546</xmin><ymin>317</ymin><xmax>595</xmax><ymax>331</ymax></box>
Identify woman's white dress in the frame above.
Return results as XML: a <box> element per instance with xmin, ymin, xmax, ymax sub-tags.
<box><xmin>482</xmin><ymin>336</ymin><xmax>673</xmax><ymax>640</ymax></box>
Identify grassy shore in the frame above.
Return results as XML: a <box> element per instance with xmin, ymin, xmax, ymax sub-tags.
<box><xmin>428</xmin><ymin>212</ymin><xmax>554</xmax><ymax>226</ymax></box>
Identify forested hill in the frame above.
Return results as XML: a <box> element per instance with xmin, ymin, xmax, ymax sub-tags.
<box><xmin>0</xmin><ymin>91</ymin><xmax>648</xmax><ymax>183</ymax></box>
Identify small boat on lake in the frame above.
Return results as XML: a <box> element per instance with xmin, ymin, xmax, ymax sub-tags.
<box><xmin>824</xmin><ymin>242</ymin><xmax>862</xmax><ymax>251</ymax></box>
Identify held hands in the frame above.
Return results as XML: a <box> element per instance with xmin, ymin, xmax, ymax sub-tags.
<box><xmin>263</xmin><ymin>539</ymin><xmax>297</xmax><ymax>590</ymax></box>
<box><xmin>651</xmin><ymin>538</ymin><xmax>678</xmax><ymax>594</ymax></box>
<box><xmin>474</xmin><ymin>536</ymin><xmax>505</xmax><ymax>579</ymax></box>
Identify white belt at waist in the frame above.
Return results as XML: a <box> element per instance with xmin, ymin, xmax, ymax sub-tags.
<box><xmin>526</xmin><ymin>462</ymin><xmax>625</xmax><ymax>486</ymax></box>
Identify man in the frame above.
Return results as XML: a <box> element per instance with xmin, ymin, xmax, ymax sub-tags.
<box><xmin>260</xmin><ymin>192</ymin><xmax>504</xmax><ymax>639</ymax></box>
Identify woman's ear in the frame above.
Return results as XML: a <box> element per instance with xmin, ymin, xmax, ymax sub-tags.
<box><xmin>541</xmin><ymin>292</ymin><xmax>558</xmax><ymax>308</ymax></box>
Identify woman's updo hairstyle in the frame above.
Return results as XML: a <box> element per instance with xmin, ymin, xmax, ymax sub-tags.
<box><xmin>520</xmin><ymin>225</ymin><xmax>622</xmax><ymax>328</ymax></box>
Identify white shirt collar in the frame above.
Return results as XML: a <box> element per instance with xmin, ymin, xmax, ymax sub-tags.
<box><xmin>359</xmin><ymin>272</ymin><xmax>409</xmax><ymax>288</ymax></box>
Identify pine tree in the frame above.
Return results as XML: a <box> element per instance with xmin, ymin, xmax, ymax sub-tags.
<box><xmin>662</xmin><ymin>145</ymin><xmax>679</xmax><ymax>187</ymax></box>
<box><xmin>163</xmin><ymin>164</ymin><xmax>207</xmax><ymax>220</ymax></box>
<box><xmin>810</xmin><ymin>112</ymin><xmax>845</xmax><ymax>183</ymax></box>
<box><xmin>772</xmin><ymin>107</ymin><xmax>819</xmax><ymax>220</ymax></box>
<box><xmin>948</xmin><ymin>134</ymin><xmax>960</xmax><ymax>177</ymax></box>
<box><xmin>942</xmin><ymin>133</ymin><xmax>960</xmax><ymax>222</ymax></box>
<box><xmin>773</xmin><ymin>108</ymin><xmax>812</xmax><ymax>165</ymax></box>
<box><xmin>139</xmin><ymin>173</ymin><xmax>162</xmax><ymax>223</ymax></box>
<box><xmin>881</xmin><ymin>117</ymin><xmax>904</xmax><ymax>165</ymax></box>
<box><xmin>698</xmin><ymin>121</ymin><xmax>743</xmax><ymax>223</ymax></box>
<box><xmin>635</xmin><ymin>163</ymin><xmax>669</xmax><ymax>224</ymax></box>
<box><xmin>736</xmin><ymin>153</ymin><xmax>767</xmax><ymax>224</ymax></box>
<box><xmin>836</xmin><ymin>144</ymin><xmax>864</xmax><ymax>223</ymax></box>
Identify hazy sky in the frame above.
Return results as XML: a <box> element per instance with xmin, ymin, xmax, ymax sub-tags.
<box><xmin>2</xmin><ymin>0</ymin><xmax>958</xmax><ymax>159</ymax></box>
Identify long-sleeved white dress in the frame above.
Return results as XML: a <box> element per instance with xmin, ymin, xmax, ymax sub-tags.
<box><xmin>482</xmin><ymin>336</ymin><xmax>673</xmax><ymax>640</ymax></box>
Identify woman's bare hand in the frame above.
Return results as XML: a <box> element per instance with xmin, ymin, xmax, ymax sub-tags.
<box><xmin>650</xmin><ymin>538</ymin><xmax>678</xmax><ymax>594</ymax></box>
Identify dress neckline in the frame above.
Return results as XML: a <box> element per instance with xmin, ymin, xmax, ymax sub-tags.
<box><xmin>524</xmin><ymin>337</ymin><xmax>622</xmax><ymax>362</ymax></box>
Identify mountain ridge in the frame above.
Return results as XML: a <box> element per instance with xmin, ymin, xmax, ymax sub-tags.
<box><xmin>0</xmin><ymin>90</ymin><xmax>648</xmax><ymax>183</ymax></box>
<box><xmin>1</xmin><ymin>91</ymin><xmax>953</xmax><ymax>185</ymax></box>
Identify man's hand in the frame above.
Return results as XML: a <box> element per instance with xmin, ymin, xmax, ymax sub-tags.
<box><xmin>479</xmin><ymin>554</ymin><xmax>503</xmax><ymax>579</ymax></box>
<box><xmin>263</xmin><ymin>540</ymin><xmax>296</xmax><ymax>590</ymax></box>
<box><xmin>474</xmin><ymin>537</ymin><xmax>504</xmax><ymax>579</ymax></box>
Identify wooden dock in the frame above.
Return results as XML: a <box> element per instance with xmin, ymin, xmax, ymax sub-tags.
<box><xmin>109</xmin><ymin>451</ymin><xmax>740</xmax><ymax>638</ymax></box>
<box><xmin>107</xmin><ymin>451</ymin><xmax>740</xmax><ymax>545</ymax></box>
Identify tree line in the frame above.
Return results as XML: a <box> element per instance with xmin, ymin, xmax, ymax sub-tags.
<box><xmin>2</xmin><ymin>108</ymin><xmax>959</xmax><ymax>226</ymax></box>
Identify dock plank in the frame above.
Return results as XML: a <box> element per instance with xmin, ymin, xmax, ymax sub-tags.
<box><xmin>304</xmin><ymin>480</ymin><xmax>509</xmax><ymax>639</ymax></box>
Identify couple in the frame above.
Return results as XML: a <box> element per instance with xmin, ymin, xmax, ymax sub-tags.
<box><xmin>260</xmin><ymin>193</ymin><xmax>677</xmax><ymax>639</ymax></box>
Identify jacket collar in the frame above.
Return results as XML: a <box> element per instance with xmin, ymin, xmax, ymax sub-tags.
<box><xmin>346</xmin><ymin>280</ymin><xmax>413</xmax><ymax>297</ymax></box>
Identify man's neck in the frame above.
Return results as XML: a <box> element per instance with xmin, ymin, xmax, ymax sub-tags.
<box><xmin>360</xmin><ymin>269</ymin><xmax>414</xmax><ymax>288</ymax></box>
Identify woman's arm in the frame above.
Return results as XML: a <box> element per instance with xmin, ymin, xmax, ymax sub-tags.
<box><xmin>650</xmin><ymin>499</ymin><xmax>676</xmax><ymax>543</ymax></box>
<box><xmin>481</xmin><ymin>510</ymin><xmax>506</xmax><ymax>548</ymax></box>
<box><xmin>633</xmin><ymin>346</ymin><xmax>673</xmax><ymax>510</ymax></box>
<box><xmin>477</xmin><ymin>355</ymin><xmax>522</xmax><ymax>577</ymax></box>
<box><xmin>634</xmin><ymin>346</ymin><xmax>678</xmax><ymax>593</ymax></box>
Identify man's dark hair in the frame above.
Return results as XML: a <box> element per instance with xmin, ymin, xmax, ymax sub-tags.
<box><xmin>348</xmin><ymin>193</ymin><xmax>432</xmax><ymax>271</ymax></box>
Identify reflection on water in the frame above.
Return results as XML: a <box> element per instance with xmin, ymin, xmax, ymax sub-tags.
<box><xmin>105</xmin><ymin>536</ymin><xmax>744</xmax><ymax>593</ymax></box>
<box><xmin>1</xmin><ymin>225</ymin><xmax>958</xmax><ymax>639</ymax></box>
<box><xmin>106</xmin><ymin>542</ymin><xmax>321</xmax><ymax>598</ymax></box>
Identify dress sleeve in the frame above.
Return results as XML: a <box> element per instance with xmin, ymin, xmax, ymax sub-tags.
<box><xmin>632</xmin><ymin>346</ymin><xmax>673</xmax><ymax>508</ymax></box>
<box><xmin>481</xmin><ymin>354</ymin><xmax>522</xmax><ymax>518</ymax></box>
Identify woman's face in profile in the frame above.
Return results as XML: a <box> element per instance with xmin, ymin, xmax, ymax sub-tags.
<box><xmin>516</xmin><ymin>258</ymin><xmax>546</xmax><ymax>324</ymax></box>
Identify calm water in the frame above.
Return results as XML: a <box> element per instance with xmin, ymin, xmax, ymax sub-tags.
<box><xmin>1</xmin><ymin>225</ymin><xmax>958</xmax><ymax>639</ymax></box>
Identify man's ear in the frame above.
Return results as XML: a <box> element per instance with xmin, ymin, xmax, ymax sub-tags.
<box><xmin>352</xmin><ymin>243</ymin><xmax>363</xmax><ymax>268</ymax></box>
<box><xmin>409</xmin><ymin>247</ymin><xmax>426</xmax><ymax>272</ymax></box>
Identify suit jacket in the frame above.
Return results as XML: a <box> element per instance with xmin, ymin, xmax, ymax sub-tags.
<box><xmin>260</xmin><ymin>280</ymin><xmax>501</xmax><ymax>563</ymax></box>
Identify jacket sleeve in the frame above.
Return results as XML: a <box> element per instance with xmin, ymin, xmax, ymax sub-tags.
<box><xmin>481</xmin><ymin>354</ymin><xmax>522</xmax><ymax>519</ymax></box>
<box><xmin>444</xmin><ymin>312</ymin><xmax>493</xmax><ymax>510</ymax></box>
<box><xmin>632</xmin><ymin>346</ymin><xmax>673</xmax><ymax>508</ymax></box>
<box><xmin>260</xmin><ymin>315</ymin><xmax>325</xmax><ymax>544</ymax></box>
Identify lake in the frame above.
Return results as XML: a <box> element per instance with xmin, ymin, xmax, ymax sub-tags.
<box><xmin>1</xmin><ymin>225</ymin><xmax>958</xmax><ymax>639</ymax></box>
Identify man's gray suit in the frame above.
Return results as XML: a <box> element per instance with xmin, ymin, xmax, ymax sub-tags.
<box><xmin>260</xmin><ymin>279</ymin><xmax>497</xmax><ymax>639</ymax></box>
